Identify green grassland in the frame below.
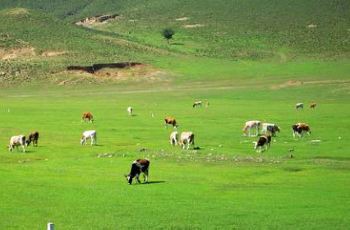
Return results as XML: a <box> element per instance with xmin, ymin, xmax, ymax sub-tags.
<box><xmin>0</xmin><ymin>0</ymin><xmax>350</xmax><ymax>229</ymax></box>
<box><xmin>1</xmin><ymin>83</ymin><xmax>349</xmax><ymax>229</ymax></box>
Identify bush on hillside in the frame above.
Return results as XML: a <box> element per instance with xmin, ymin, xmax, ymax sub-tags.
<box><xmin>162</xmin><ymin>28</ymin><xmax>175</xmax><ymax>44</ymax></box>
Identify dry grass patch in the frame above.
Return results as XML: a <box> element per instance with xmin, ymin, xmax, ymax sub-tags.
<box><xmin>0</xmin><ymin>47</ymin><xmax>35</xmax><ymax>60</ymax></box>
<box><xmin>4</xmin><ymin>8</ymin><xmax>29</xmax><ymax>16</ymax></box>
<box><xmin>41</xmin><ymin>51</ymin><xmax>67</xmax><ymax>57</ymax></box>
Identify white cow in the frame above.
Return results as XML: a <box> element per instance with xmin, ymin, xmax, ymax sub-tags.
<box><xmin>242</xmin><ymin>120</ymin><xmax>261</xmax><ymax>137</ymax></box>
<box><xmin>127</xmin><ymin>106</ymin><xmax>133</xmax><ymax>116</ymax></box>
<box><xmin>295</xmin><ymin>103</ymin><xmax>304</xmax><ymax>110</ymax></box>
<box><xmin>9</xmin><ymin>135</ymin><xmax>26</xmax><ymax>153</ymax></box>
<box><xmin>193</xmin><ymin>101</ymin><xmax>202</xmax><ymax>108</ymax></box>
<box><xmin>80</xmin><ymin>130</ymin><xmax>97</xmax><ymax>146</ymax></box>
<box><xmin>179</xmin><ymin>131</ymin><xmax>195</xmax><ymax>149</ymax></box>
<box><xmin>169</xmin><ymin>131</ymin><xmax>179</xmax><ymax>146</ymax></box>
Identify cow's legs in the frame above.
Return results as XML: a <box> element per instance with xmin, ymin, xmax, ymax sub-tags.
<box><xmin>21</xmin><ymin>145</ymin><xmax>26</xmax><ymax>153</ymax></box>
<box><xmin>143</xmin><ymin>170</ymin><xmax>149</xmax><ymax>183</ymax></box>
<box><xmin>135</xmin><ymin>174</ymin><xmax>141</xmax><ymax>183</ymax></box>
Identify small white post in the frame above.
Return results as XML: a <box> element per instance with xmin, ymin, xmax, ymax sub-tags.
<box><xmin>47</xmin><ymin>222</ymin><xmax>54</xmax><ymax>230</ymax></box>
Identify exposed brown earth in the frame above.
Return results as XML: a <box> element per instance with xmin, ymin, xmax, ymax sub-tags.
<box><xmin>75</xmin><ymin>14</ymin><xmax>120</xmax><ymax>27</ymax></box>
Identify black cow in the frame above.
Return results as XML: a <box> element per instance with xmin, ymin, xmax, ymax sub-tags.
<box><xmin>26</xmin><ymin>131</ymin><xmax>39</xmax><ymax>147</ymax></box>
<box><xmin>125</xmin><ymin>159</ymin><xmax>150</xmax><ymax>184</ymax></box>
<box><xmin>254</xmin><ymin>135</ymin><xmax>271</xmax><ymax>152</ymax></box>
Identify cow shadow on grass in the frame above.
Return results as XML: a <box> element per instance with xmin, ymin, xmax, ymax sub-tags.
<box><xmin>131</xmin><ymin>181</ymin><xmax>166</xmax><ymax>185</ymax></box>
<box><xmin>171</xmin><ymin>42</ymin><xmax>185</xmax><ymax>46</ymax></box>
<box><xmin>145</xmin><ymin>181</ymin><xmax>166</xmax><ymax>184</ymax></box>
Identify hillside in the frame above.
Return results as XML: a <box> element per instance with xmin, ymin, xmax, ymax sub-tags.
<box><xmin>0</xmin><ymin>0</ymin><xmax>349</xmax><ymax>86</ymax></box>
<box><xmin>2</xmin><ymin>0</ymin><xmax>349</xmax><ymax>58</ymax></box>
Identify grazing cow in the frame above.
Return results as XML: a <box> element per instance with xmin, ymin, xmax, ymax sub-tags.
<box><xmin>125</xmin><ymin>159</ymin><xmax>150</xmax><ymax>184</ymax></box>
<box><xmin>9</xmin><ymin>135</ymin><xmax>26</xmax><ymax>153</ymax></box>
<box><xmin>254</xmin><ymin>135</ymin><xmax>271</xmax><ymax>153</ymax></box>
<box><xmin>292</xmin><ymin>123</ymin><xmax>311</xmax><ymax>138</ymax></box>
<box><xmin>127</xmin><ymin>106</ymin><xmax>133</xmax><ymax>116</ymax></box>
<box><xmin>169</xmin><ymin>131</ymin><xmax>179</xmax><ymax>146</ymax></box>
<box><xmin>82</xmin><ymin>112</ymin><xmax>94</xmax><ymax>123</ymax></box>
<box><xmin>310</xmin><ymin>103</ymin><xmax>317</xmax><ymax>109</ymax></box>
<box><xmin>193</xmin><ymin>101</ymin><xmax>202</xmax><ymax>108</ymax></box>
<box><xmin>25</xmin><ymin>131</ymin><xmax>39</xmax><ymax>147</ymax></box>
<box><xmin>164</xmin><ymin>116</ymin><xmax>178</xmax><ymax>128</ymax></box>
<box><xmin>80</xmin><ymin>130</ymin><xmax>97</xmax><ymax>145</ymax></box>
<box><xmin>179</xmin><ymin>131</ymin><xmax>195</xmax><ymax>149</ymax></box>
<box><xmin>243</xmin><ymin>120</ymin><xmax>261</xmax><ymax>137</ymax></box>
<box><xmin>261</xmin><ymin>123</ymin><xmax>280</xmax><ymax>137</ymax></box>
<box><xmin>295</xmin><ymin>103</ymin><xmax>304</xmax><ymax>110</ymax></box>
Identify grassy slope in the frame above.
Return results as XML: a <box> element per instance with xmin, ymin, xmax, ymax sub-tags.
<box><xmin>2</xmin><ymin>0</ymin><xmax>349</xmax><ymax>57</ymax></box>
<box><xmin>0</xmin><ymin>1</ymin><xmax>349</xmax><ymax>86</ymax></box>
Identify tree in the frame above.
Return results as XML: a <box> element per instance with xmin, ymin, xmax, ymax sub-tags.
<box><xmin>162</xmin><ymin>28</ymin><xmax>175</xmax><ymax>44</ymax></box>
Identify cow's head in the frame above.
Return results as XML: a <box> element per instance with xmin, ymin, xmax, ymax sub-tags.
<box><xmin>275</xmin><ymin>125</ymin><xmax>281</xmax><ymax>133</ymax></box>
<box><xmin>80</xmin><ymin>136</ymin><xmax>86</xmax><ymax>145</ymax></box>
<box><xmin>25</xmin><ymin>139</ymin><xmax>31</xmax><ymax>147</ymax></box>
<box><xmin>124</xmin><ymin>174</ymin><xmax>132</xmax><ymax>184</ymax></box>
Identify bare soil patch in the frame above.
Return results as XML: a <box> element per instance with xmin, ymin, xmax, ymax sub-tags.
<box><xmin>76</xmin><ymin>14</ymin><xmax>120</xmax><ymax>27</ymax></box>
<box><xmin>183</xmin><ymin>24</ymin><xmax>205</xmax><ymax>28</ymax></box>
<box><xmin>176</xmin><ymin>17</ymin><xmax>189</xmax><ymax>21</ymax></box>
<box><xmin>270</xmin><ymin>79</ymin><xmax>350</xmax><ymax>90</ymax></box>
<box><xmin>270</xmin><ymin>80</ymin><xmax>303</xmax><ymax>90</ymax></box>
<box><xmin>0</xmin><ymin>47</ymin><xmax>67</xmax><ymax>60</ymax></box>
<box><xmin>67</xmin><ymin>62</ymin><xmax>142</xmax><ymax>74</ymax></box>
<box><xmin>61</xmin><ymin>62</ymin><xmax>168</xmax><ymax>85</ymax></box>
<box><xmin>41</xmin><ymin>51</ymin><xmax>67</xmax><ymax>57</ymax></box>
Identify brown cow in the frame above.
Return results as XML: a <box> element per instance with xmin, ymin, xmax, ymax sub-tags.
<box><xmin>292</xmin><ymin>123</ymin><xmax>311</xmax><ymax>137</ymax></box>
<box><xmin>82</xmin><ymin>112</ymin><xmax>94</xmax><ymax>123</ymax></box>
<box><xmin>164</xmin><ymin>116</ymin><xmax>177</xmax><ymax>128</ymax></box>
<box><xmin>310</xmin><ymin>103</ymin><xmax>317</xmax><ymax>109</ymax></box>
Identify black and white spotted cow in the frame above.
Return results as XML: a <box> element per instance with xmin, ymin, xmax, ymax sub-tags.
<box><xmin>125</xmin><ymin>159</ymin><xmax>150</xmax><ymax>185</ymax></box>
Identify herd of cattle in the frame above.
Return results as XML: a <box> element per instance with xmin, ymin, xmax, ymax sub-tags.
<box><xmin>7</xmin><ymin>102</ymin><xmax>315</xmax><ymax>184</ymax></box>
